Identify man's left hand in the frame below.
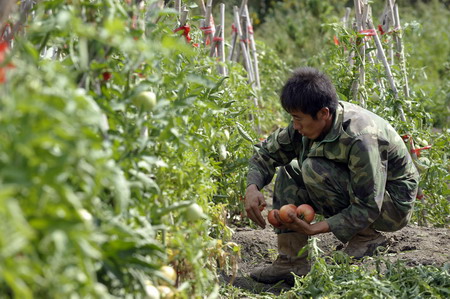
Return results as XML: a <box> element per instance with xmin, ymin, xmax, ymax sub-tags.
<box><xmin>275</xmin><ymin>210</ymin><xmax>331</xmax><ymax>236</ymax></box>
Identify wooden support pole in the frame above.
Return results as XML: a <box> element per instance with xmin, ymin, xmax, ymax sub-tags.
<box><xmin>387</xmin><ymin>0</ymin><xmax>396</xmax><ymax>65</ymax></box>
<box><xmin>218</xmin><ymin>3</ymin><xmax>227</xmax><ymax>75</ymax></box>
<box><xmin>199</xmin><ymin>0</ymin><xmax>206</xmax><ymax>15</ymax></box>
<box><xmin>233</xmin><ymin>6</ymin><xmax>255</xmax><ymax>96</ymax></box>
<box><xmin>393</xmin><ymin>4</ymin><xmax>410</xmax><ymax>99</ymax></box>
<box><xmin>351</xmin><ymin>0</ymin><xmax>364</xmax><ymax>105</ymax></box>
<box><xmin>342</xmin><ymin>7</ymin><xmax>351</xmax><ymax>28</ymax></box>
<box><xmin>203</xmin><ymin>0</ymin><xmax>214</xmax><ymax>46</ymax></box>
<box><xmin>228</xmin><ymin>0</ymin><xmax>247</xmax><ymax>62</ymax></box>
<box><xmin>368</xmin><ymin>12</ymin><xmax>406</xmax><ymax>122</ymax></box>
<box><xmin>209</xmin><ymin>25</ymin><xmax>221</xmax><ymax>57</ymax></box>
<box><xmin>0</xmin><ymin>0</ymin><xmax>15</xmax><ymax>25</ymax></box>
<box><xmin>244</xmin><ymin>5</ymin><xmax>260</xmax><ymax>89</ymax></box>
<box><xmin>241</xmin><ymin>8</ymin><xmax>254</xmax><ymax>82</ymax></box>
<box><xmin>174</xmin><ymin>0</ymin><xmax>181</xmax><ymax>15</ymax></box>
<box><xmin>179</xmin><ymin>6</ymin><xmax>188</xmax><ymax>27</ymax></box>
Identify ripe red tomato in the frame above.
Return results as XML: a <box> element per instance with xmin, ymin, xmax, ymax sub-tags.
<box><xmin>279</xmin><ymin>204</ymin><xmax>297</xmax><ymax>223</ymax></box>
<box><xmin>268</xmin><ymin>209</ymin><xmax>282</xmax><ymax>228</ymax></box>
<box><xmin>296</xmin><ymin>204</ymin><xmax>315</xmax><ymax>223</ymax></box>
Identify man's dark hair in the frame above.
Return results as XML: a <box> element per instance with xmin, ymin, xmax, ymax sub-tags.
<box><xmin>280</xmin><ymin>67</ymin><xmax>338</xmax><ymax>119</ymax></box>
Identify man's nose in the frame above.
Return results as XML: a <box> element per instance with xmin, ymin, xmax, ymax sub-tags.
<box><xmin>293</xmin><ymin>122</ymin><xmax>302</xmax><ymax>131</ymax></box>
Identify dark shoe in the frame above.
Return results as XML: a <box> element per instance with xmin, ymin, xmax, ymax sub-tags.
<box><xmin>344</xmin><ymin>228</ymin><xmax>388</xmax><ymax>259</ymax></box>
<box><xmin>250</xmin><ymin>254</ymin><xmax>310</xmax><ymax>285</ymax></box>
<box><xmin>250</xmin><ymin>232</ymin><xmax>310</xmax><ymax>285</ymax></box>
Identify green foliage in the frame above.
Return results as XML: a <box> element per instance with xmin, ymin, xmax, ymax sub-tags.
<box><xmin>286</xmin><ymin>239</ymin><xmax>450</xmax><ymax>298</ymax></box>
<box><xmin>1</xmin><ymin>0</ymin><xmax>449</xmax><ymax>297</ymax></box>
<box><xmin>401</xmin><ymin>0</ymin><xmax>450</xmax><ymax>128</ymax></box>
<box><xmin>254</xmin><ymin>0</ymin><xmax>341</xmax><ymax>68</ymax></box>
<box><xmin>220</xmin><ymin>238</ymin><xmax>450</xmax><ymax>298</ymax></box>
<box><xmin>0</xmin><ymin>0</ymin><xmax>261</xmax><ymax>297</ymax></box>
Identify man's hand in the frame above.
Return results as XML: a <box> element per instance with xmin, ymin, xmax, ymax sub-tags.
<box><xmin>244</xmin><ymin>184</ymin><xmax>267</xmax><ymax>228</ymax></box>
<box><xmin>275</xmin><ymin>209</ymin><xmax>330</xmax><ymax>235</ymax></box>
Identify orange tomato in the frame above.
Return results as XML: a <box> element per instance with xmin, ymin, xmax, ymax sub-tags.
<box><xmin>268</xmin><ymin>209</ymin><xmax>282</xmax><ymax>228</ymax></box>
<box><xmin>296</xmin><ymin>204</ymin><xmax>315</xmax><ymax>223</ymax></box>
<box><xmin>279</xmin><ymin>204</ymin><xmax>297</xmax><ymax>223</ymax></box>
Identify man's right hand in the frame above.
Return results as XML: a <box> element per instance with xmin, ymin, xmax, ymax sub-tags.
<box><xmin>244</xmin><ymin>184</ymin><xmax>267</xmax><ymax>228</ymax></box>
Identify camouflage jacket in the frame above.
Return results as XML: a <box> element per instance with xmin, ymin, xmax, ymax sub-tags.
<box><xmin>247</xmin><ymin>101</ymin><xmax>419</xmax><ymax>238</ymax></box>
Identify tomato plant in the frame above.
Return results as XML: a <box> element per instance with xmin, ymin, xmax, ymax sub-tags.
<box><xmin>0</xmin><ymin>0</ymin><xmax>259</xmax><ymax>297</ymax></box>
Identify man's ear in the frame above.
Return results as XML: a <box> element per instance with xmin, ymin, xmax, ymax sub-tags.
<box><xmin>318</xmin><ymin>107</ymin><xmax>330</xmax><ymax>120</ymax></box>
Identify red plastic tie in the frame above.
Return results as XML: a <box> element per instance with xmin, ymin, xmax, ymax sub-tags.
<box><xmin>416</xmin><ymin>193</ymin><xmax>425</xmax><ymax>200</ymax></box>
<box><xmin>248</xmin><ymin>25</ymin><xmax>254</xmax><ymax>34</ymax></box>
<box><xmin>411</xmin><ymin>145</ymin><xmax>432</xmax><ymax>157</ymax></box>
<box><xmin>0</xmin><ymin>41</ymin><xmax>7</xmax><ymax>52</ymax></box>
<box><xmin>200</xmin><ymin>26</ymin><xmax>214</xmax><ymax>35</ymax></box>
<box><xmin>231</xmin><ymin>24</ymin><xmax>238</xmax><ymax>33</ymax></box>
<box><xmin>378</xmin><ymin>25</ymin><xmax>402</xmax><ymax>35</ymax></box>
<box><xmin>359</xmin><ymin>29</ymin><xmax>377</xmax><ymax>36</ymax></box>
<box><xmin>213</xmin><ymin>36</ymin><xmax>223</xmax><ymax>42</ymax></box>
<box><xmin>333</xmin><ymin>35</ymin><xmax>340</xmax><ymax>46</ymax></box>
<box><xmin>174</xmin><ymin>25</ymin><xmax>192</xmax><ymax>43</ymax></box>
<box><xmin>240</xmin><ymin>38</ymin><xmax>250</xmax><ymax>44</ymax></box>
<box><xmin>0</xmin><ymin>41</ymin><xmax>14</xmax><ymax>84</ymax></box>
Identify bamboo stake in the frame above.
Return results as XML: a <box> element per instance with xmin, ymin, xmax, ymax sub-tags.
<box><xmin>179</xmin><ymin>6</ymin><xmax>189</xmax><ymax>27</ymax></box>
<box><xmin>391</xmin><ymin>3</ymin><xmax>423</xmax><ymax>222</ymax></box>
<box><xmin>354</xmin><ymin>0</ymin><xmax>363</xmax><ymax>29</ymax></box>
<box><xmin>244</xmin><ymin>5</ymin><xmax>260</xmax><ymax>89</ymax></box>
<box><xmin>199</xmin><ymin>0</ymin><xmax>206</xmax><ymax>31</ymax></box>
<box><xmin>393</xmin><ymin>4</ymin><xmax>410</xmax><ymax>99</ymax></box>
<box><xmin>0</xmin><ymin>0</ymin><xmax>15</xmax><ymax>25</ymax></box>
<box><xmin>233</xmin><ymin>6</ymin><xmax>255</xmax><ymax>96</ymax></box>
<box><xmin>218</xmin><ymin>3</ymin><xmax>227</xmax><ymax>75</ymax></box>
<box><xmin>386</xmin><ymin>0</ymin><xmax>396</xmax><ymax>65</ymax></box>
<box><xmin>203</xmin><ymin>0</ymin><xmax>214</xmax><ymax>46</ymax></box>
<box><xmin>359</xmin><ymin>3</ymin><xmax>424</xmax><ymax>225</ymax></box>
<box><xmin>2</xmin><ymin>0</ymin><xmax>33</xmax><ymax>44</ymax></box>
<box><xmin>350</xmin><ymin>0</ymin><xmax>364</xmax><ymax>104</ymax></box>
<box><xmin>228</xmin><ymin>0</ymin><xmax>248</xmax><ymax>62</ymax></box>
<box><xmin>199</xmin><ymin>0</ymin><xmax>206</xmax><ymax>15</ymax></box>
<box><xmin>367</xmin><ymin>10</ymin><xmax>406</xmax><ymax>122</ymax></box>
<box><xmin>174</xmin><ymin>0</ymin><xmax>181</xmax><ymax>15</ymax></box>
<box><xmin>209</xmin><ymin>25</ymin><xmax>221</xmax><ymax>57</ymax></box>
<box><xmin>342</xmin><ymin>7</ymin><xmax>351</xmax><ymax>28</ymax></box>
<box><xmin>236</xmin><ymin>0</ymin><xmax>249</xmax><ymax>63</ymax></box>
<box><xmin>241</xmin><ymin>8</ymin><xmax>254</xmax><ymax>83</ymax></box>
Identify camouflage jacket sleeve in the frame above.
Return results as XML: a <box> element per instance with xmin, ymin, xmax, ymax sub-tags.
<box><xmin>326</xmin><ymin>133</ymin><xmax>388</xmax><ymax>243</ymax></box>
<box><xmin>247</xmin><ymin>122</ymin><xmax>301</xmax><ymax>190</ymax></box>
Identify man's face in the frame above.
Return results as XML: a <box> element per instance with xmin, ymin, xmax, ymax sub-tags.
<box><xmin>290</xmin><ymin>108</ymin><xmax>331</xmax><ymax>140</ymax></box>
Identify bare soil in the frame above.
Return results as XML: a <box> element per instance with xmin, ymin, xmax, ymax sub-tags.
<box><xmin>221</xmin><ymin>194</ymin><xmax>450</xmax><ymax>295</ymax></box>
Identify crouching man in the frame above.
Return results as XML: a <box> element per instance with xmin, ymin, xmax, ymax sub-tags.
<box><xmin>245</xmin><ymin>67</ymin><xmax>419</xmax><ymax>284</ymax></box>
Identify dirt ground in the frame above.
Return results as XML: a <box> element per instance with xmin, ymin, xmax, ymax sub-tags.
<box><xmin>221</xmin><ymin>195</ymin><xmax>450</xmax><ymax>295</ymax></box>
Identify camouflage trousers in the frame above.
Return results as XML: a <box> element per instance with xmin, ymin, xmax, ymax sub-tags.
<box><xmin>273</xmin><ymin>158</ymin><xmax>415</xmax><ymax>236</ymax></box>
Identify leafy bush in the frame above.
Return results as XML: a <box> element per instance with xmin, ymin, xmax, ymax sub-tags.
<box><xmin>0</xmin><ymin>0</ymin><xmax>264</xmax><ymax>297</ymax></box>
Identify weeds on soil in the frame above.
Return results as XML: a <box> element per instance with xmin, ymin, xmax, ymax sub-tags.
<box><xmin>220</xmin><ymin>238</ymin><xmax>450</xmax><ymax>298</ymax></box>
